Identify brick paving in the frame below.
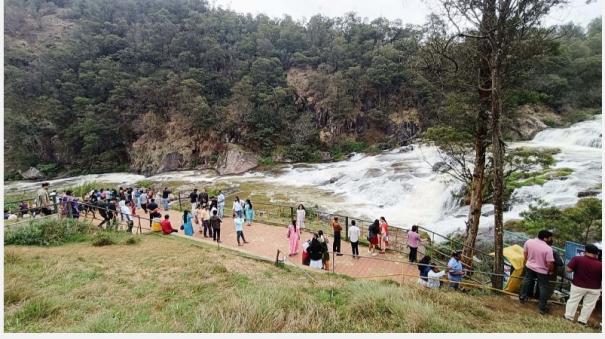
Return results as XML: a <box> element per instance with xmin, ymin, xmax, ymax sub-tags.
<box><xmin>82</xmin><ymin>206</ymin><xmax>420</xmax><ymax>282</ymax></box>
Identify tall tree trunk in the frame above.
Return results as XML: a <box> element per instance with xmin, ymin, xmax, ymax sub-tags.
<box><xmin>462</xmin><ymin>108</ymin><xmax>488</xmax><ymax>268</ymax></box>
<box><xmin>491</xmin><ymin>60</ymin><xmax>505</xmax><ymax>289</ymax></box>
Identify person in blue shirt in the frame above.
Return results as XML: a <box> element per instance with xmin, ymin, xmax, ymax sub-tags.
<box><xmin>447</xmin><ymin>250</ymin><xmax>465</xmax><ymax>290</ymax></box>
<box><xmin>234</xmin><ymin>213</ymin><xmax>249</xmax><ymax>246</ymax></box>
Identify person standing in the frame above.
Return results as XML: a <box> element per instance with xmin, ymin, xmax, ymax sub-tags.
<box><xmin>210</xmin><ymin>209</ymin><xmax>222</xmax><ymax>242</ymax></box>
<box><xmin>296</xmin><ymin>204</ymin><xmax>306</xmax><ymax>231</ymax></box>
<box><xmin>139</xmin><ymin>190</ymin><xmax>148</xmax><ymax>213</ymax></box>
<box><xmin>233</xmin><ymin>196</ymin><xmax>243</xmax><ymax>218</ymax></box>
<box><xmin>36</xmin><ymin>182</ymin><xmax>52</xmax><ymax>215</ymax></box>
<box><xmin>190</xmin><ymin>189</ymin><xmax>199</xmax><ymax>211</ymax></box>
<box><xmin>119</xmin><ymin>200</ymin><xmax>134</xmax><ymax>233</ymax></box>
<box><xmin>217</xmin><ymin>190</ymin><xmax>225</xmax><ymax>218</ymax></box>
<box><xmin>379</xmin><ymin>217</ymin><xmax>389</xmax><ymax>254</ymax></box>
<box><xmin>162</xmin><ymin>187</ymin><xmax>171</xmax><ymax>210</ymax></box>
<box><xmin>244</xmin><ymin>199</ymin><xmax>255</xmax><ymax>226</ymax></box>
<box><xmin>234</xmin><ymin>213</ymin><xmax>249</xmax><ymax>246</ymax></box>
<box><xmin>407</xmin><ymin>225</ymin><xmax>421</xmax><ymax>263</ymax></box>
<box><xmin>287</xmin><ymin>219</ymin><xmax>300</xmax><ymax>256</ymax></box>
<box><xmin>182</xmin><ymin>210</ymin><xmax>194</xmax><ymax>236</ymax></box>
<box><xmin>199</xmin><ymin>204</ymin><xmax>210</xmax><ymax>237</ymax></box>
<box><xmin>331</xmin><ymin>217</ymin><xmax>343</xmax><ymax>256</ymax></box>
<box><xmin>447</xmin><ymin>250</ymin><xmax>465</xmax><ymax>290</ymax></box>
<box><xmin>564</xmin><ymin>244</ymin><xmax>602</xmax><ymax>325</ymax></box>
<box><xmin>134</xmin><ymin>189</ymin><xmax>141</xmax><ymax>209</ymax></box>
<box><xmin>161</xmin><ymin>214</ymin><xmax>178</xmax><ymax>234</ymax></box>
<box><xmin>367</xmin><ymin>219</ymin><xmax>380</xmax><ymax>256</ymax></box>
<box><xmin>147</xmin><ymin>198</ymin><xmax>160</xmax><ymax>229</ymax></box>
<box><xmin>519</xmin><ymin>230</ymin><xmax>555</xmax><ymax>315</ymax></box>
<box><xmin>348</xmin><ymin>220</ymin><xmax>360</xmax><ymax>258</ymax></box>
<box><xmin>200</xmin><ymin>188</ymin><xmax>209</xmax><ymax>206</ymax></box>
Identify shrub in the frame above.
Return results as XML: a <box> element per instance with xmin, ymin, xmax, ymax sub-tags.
<box><xmin>5</xmin><ymin>218</ymin><xmax>94</xmax><ymax>246</ymax></box>
<box><xmin>135</xmin><ymin>179</ymin><xmax>153</xmax><ymax>188</ymax></box>
<box><xmin>91</xmin><ymin>233</ymin><xmax>115</xmax><ymax>247</ymax></box>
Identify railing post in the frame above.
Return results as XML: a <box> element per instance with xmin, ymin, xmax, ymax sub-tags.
<box><xmin>178</xmin><ymin>193</ymin><xmax>182</xmax><ymax>211</ymax></box>
<box><xmin>137</xmin><ymin>215</ymin><xmax>142</xmax><ymax>234</ymax></box>
<box><xmin>401</xmin><ymin>260</ymin><xmax>405</xmax><ymax>285</ymax></box>
<box><xmin>275</xmin><ymin>249</ymin><xmax>280</xmax><ymax>265</ymax></box>
<box><xmin>290</xmin><ymin>207</ymin><xmax>294</xmax><ymax>221</ymax></box>
<box><xmin>332</xmin><ymin>251</ymin><xmax>335</xmax><ymax>273</ymax></box>
<box><xmin>345</xmin><ymin>216</ymin><xmax>349</xmax><ymax>241</ymax></box>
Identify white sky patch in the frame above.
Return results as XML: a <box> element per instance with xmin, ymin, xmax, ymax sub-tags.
<box><xmin>210</xmin><ymin>0</ymin><xmax>602</xmax><ymax>27</ymax></box>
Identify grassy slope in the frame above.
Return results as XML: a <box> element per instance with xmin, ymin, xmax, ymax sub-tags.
<box><xmin>4</xmin><ymin>234</ymin><xmax>595</xmax><ymax>333</ymax></box>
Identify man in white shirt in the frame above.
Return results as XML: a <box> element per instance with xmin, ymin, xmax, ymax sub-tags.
<box><xmin>217</xmin><ymin>191</ymin><xmax>225</xmax><ymax>218</ymax></box>
<box><xmin>348</xmin><ymin>220</ymin><xmax>361</xmax><ymax>258</ymax></box>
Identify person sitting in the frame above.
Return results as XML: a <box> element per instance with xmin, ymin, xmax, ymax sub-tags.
<box><xmin>417</xmin><ymin>255</ymin><xmax>432</xmax><ymax>286</ymax></box>
<box><xmin>161</xmin><ymin>214</ymin><xmax>178</xmax><ymax>235</ymax></box>
<box><xmin>307</xmin><ymin>234</ymin><xmax>323</xmax><ymax>269</ymax></box>
<box><xmin>427</xmin><ymin>264</ymin><xmax>447</xmax><ymax>289</ymax></box>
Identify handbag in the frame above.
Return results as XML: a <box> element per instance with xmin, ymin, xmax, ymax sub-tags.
<box><xmin>180</xmin><ymin>225</ymin><xmax>184</xmax><ymax>230</ymax></box>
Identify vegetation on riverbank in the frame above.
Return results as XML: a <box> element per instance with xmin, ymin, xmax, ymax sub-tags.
<box><xmin>4</xmin><ymin>234</ymin><xmax>596</xmax><ymax>332</ymax></box>
<box><xmin>506</xmin><ymin>197</ymin><xmax>602</xmax><ymax>247</ymax></box>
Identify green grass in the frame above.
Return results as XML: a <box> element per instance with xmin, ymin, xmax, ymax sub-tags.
<box><xmin>3</xmin><ymin>235</ymin><xmax>597</xmax><ymax>332</ymax></box>
<box><xmin>507</xmin><ymin>167</ymin><xmax>573</xmax><ymax>189</ymax></box>
<box><xmin>135</xmin><ymin>179</ymin><xmax>153</xmax><ymax>188</ymax></box>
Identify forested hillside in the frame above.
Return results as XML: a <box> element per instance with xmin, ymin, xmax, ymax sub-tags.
<box><xmin>4</xmin><ymin>0</ymin><xmax>601</xmax><ymax>178</ymax></box>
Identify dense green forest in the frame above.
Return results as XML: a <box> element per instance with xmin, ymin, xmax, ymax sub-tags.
<box><xmin>4</xmin><ymin>0</ymin><xmax>602</xmax><ymax>178</ymax></box>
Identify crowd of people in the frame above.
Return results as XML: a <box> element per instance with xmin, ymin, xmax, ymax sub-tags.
<box><xmin>8</xmin><ymin>183</ymin><xmax>602</xmax><ymax>324</ymax></box>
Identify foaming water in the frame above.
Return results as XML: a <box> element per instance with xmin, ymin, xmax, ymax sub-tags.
<box><xmin>5</xmin><ymin>115</ymin><xmax>601</xmax><ymax>237</ymax></box>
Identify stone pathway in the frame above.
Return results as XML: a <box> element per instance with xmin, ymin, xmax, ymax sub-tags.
<box><xmin>82</xmin><ymin>206</ymin><xmax>420</xmax><ymax>282</ymax></box>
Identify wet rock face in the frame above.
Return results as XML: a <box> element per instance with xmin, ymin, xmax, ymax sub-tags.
<box><xmin>158</xmin><ymin>152</ymin><xmax>184</xmax><ymax>173</ymax></box>
<box><xmin>215</xmin><ymin>143</ymin><xmax>259</xmax><ymax>175</ymax></box>
<box><xmin>20</xmin><ymin>167</ymin><xmax>44</xmax><ymax>180</ymax></box>
<box><xmin>577</xmin><ymin>190</ymin><xmax>601</xmax><ymax>198</ymax></box>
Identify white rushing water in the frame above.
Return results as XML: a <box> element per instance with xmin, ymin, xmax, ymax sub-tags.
<box><xmin>5</xmin><ymin>116</ymin><xmax>602</xmax><ymax>236</ymax></box>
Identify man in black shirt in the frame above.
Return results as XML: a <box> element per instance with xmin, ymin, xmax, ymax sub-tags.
<box><xmin>200</xmin><ymin>188</ymin><xmax>209</xmax><ymax>206</ymax></box>
<box><xmin>147</xmin><ymin>198</ymin><xmax>160</xmax><ymax>228</ymax></box>
<box><xmin>161</xmin><ymin>187</ymin><xmax>171</xmax><ymax>210</ymax></box>
<box><xmin>209</xmin><ymin>210</ymin><xmax>222</xmax><ymax>242</ymax></box>
<box><xmin>108</xmin><ymin>198</ymin><xmax>118</xmax><ymax>229</ymax></box>
<box><xmin>97</xmin><ymin>199</ymin><xmax>111</xmax><ymax>229</ymax></box>
<box><xmin>190</xmin><ymin>189</ymin><xmax>199</xmax><ymax>211</ymax></box>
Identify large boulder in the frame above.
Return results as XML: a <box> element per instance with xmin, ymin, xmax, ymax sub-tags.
<box><xmin>157</xmin><ymin>152</ymin><xmax>183</xmax><ymax>173</ymax></box>
<box><xmin>215</xmin><ymin>143</ymin><xmax>259</xmax><ymax>175</ymax></box>
<box><xmin>20</xmin><ymin>167</ymin><xmax>44</xmax><ymax>180</ymax></box>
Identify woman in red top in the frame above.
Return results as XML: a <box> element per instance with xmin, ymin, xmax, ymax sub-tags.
<box><xmin>379</xmin><ymin>217</ymin><xmax>389</xmax><ymax>254</ymax></box>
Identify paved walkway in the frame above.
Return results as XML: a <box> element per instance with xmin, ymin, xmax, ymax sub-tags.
<box><xmin>83</xmin><ymin>206</ymin><xmax>420</xmax><ymax>282</ymax></box>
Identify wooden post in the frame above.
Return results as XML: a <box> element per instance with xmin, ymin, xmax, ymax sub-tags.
<box><xmin>178</xmin><ymin>192</ymin><xmax>182</xmax><ymax>211</ymax></box>
<box><xmin>290</xmin><ymin>207</ymin><xmax>294</xmax><ymax>222</ymax></box>
<box><xmin>332</xmin><ymin>251</ymin><xmax>335</xmax><ymax>273</ymax></box>
<box><xmin>345</xmin><ymin>217</ymin><xmax>349</xmax><ymax>241</ymax></box>
<box><xmin>275</xmin><ymin>249</ymin><xmax>280</xmax><ymax>265</ymax></box>
<box><xmin>401</xmin><ymin>261</ymin><xmax>405</xmax><ymax>285</ymax></box>
<box><xmin>137</xmin><ymin>215</ymin><xmax>142</xmax><ymax>234</ymax></box>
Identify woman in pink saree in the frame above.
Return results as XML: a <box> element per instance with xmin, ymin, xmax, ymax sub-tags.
<box><xmin>287</xmin><ymin>219</ymin><xmax>300</xmax><ymax>256</ymax></box>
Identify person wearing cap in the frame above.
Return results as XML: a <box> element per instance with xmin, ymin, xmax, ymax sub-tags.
<box><xmin>564</xmin><ymin>244</ymin><xmax>602</xmax><ymax>326</ymax></box>
<box><xmin>519</xmin><ymin>229</ymin><xmax>555</xmax><ymax>315</ymax></box>
<box><xmin>447</xmin><ymin>250</ymin><xmax>464</xmax><ymax>289</ymax></box>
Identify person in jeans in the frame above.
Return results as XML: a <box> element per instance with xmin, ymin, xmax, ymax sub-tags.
<box><xmin>564</xmin><ymin>244</ymin><xmax>602</xmax><ymax>326</ymax></box>
<box><xmin>348</xmin><ymin>220</ymin><xmax>360</xmax><ymax>258</ymax></box>
<box><xmin>139</xmin><ymin>190</ymin><xmax>148</xmax><ymax>213</ymax></box>
<box><xmin>331</xmin><ymin>216</ymin><xmax>342</xmax><ymax>256</ymax></box>
<box><xmin>407</xmin><ymin>225</ymin><xmax>421</xmax><ymax>262</ymax></box>
<box><xmin>217</xmin><ymin>191</ymin><xmax>225</xmax><ymax>218</ymax></box>
<box><xmin>234</xmin><ymin>213</ymin><xmax>249</xmax><ymax>246</ymax></box>
<box><xmin>162</xmin><ymin>187</ymin><xmax>171</xmax><ymax>210</ymax></box>
<box><xmin>519</xmin><ymin>230</ymin><xmax>555</xmax><ymax>315</ymax></box>
<box><xmin>210</xmin><ymin>209</ymin><xmax>222</xmax><ymax>242</ymax></box>
<box><xmin>447</xmin><ymin>250</ymin><xmax>464</xmax><ymax>289</ymax></box>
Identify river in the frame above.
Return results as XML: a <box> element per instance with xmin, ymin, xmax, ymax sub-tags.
<box><xmin>5</xmin><ymin>115</ymin><xmax>602</xmax><ymax>236</ymax></box>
